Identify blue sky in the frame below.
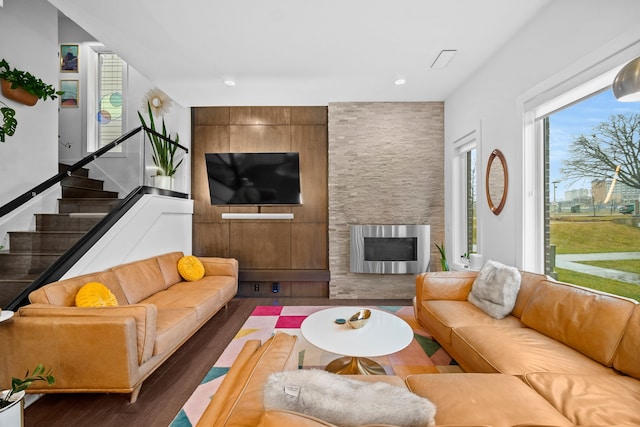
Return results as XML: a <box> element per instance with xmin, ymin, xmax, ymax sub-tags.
<box><xmin>548</xmin><ymin>89</ymin><xmax>640</xmax><ymax>200</ymax></box>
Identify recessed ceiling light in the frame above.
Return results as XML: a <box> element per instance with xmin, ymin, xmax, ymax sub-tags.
<box><xmin>431</xmin><ymin>50</ymin><xmax>457</xmax><ymax>69</ymax></box>
<box><xmin>394</xmin><ymin>79</ymin><xmax>406</xmax><ymax>86</ymax></box>
<box><xmin>224</xmin><ymin>80</ymin><xmax>236</xmax><ymax>87</ymax></box>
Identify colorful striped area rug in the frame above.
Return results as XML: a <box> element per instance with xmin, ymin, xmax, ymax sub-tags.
<box><xmin>169</xmin><ymin>305</ymin><xmax>453</xmax><ymax>427</ymax></box>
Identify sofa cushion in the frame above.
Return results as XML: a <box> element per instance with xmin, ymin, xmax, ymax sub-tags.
<box><xmin>111</xmin><ymin>257</ymin><xmax>167</xmax><ymax>304</ymax></box>
<box><xmin>468</xmin><ymin>260</ymin><xmax>521</xmax><ymax>319</ymax></box>
<box><xmin>263</xmin><ymin>369</ymin><xmax>436</xmax><ymax>427</ymax></box>
<box><xmin>523</xmin><ymin>372</ymin><xmax>640</xmax><ymax>426</ymax></box>
<box><xmin>153</xmin><ymin>307</ymin><xmax>198</xmax><ymax>356</ymax></box>
<box><xmin>418</xmin><ymin>300</ymin><xmax>523</xmax><ymax>346</ymax></box>
<box><xmin>169</xmin><ymin>276</ymin><xmax>237</xmax><ymax>305</ymax></box>
<box><xmin>155</xmin><ymin>251</ymin><xmax>185</xmax><ymax>288</ymax></box>
<box><xmin>520</xmin><ymin>280</ymin><xmax>637</xmax><ymax>366</ymax></box>
<box><xmin>405</xmin><ymin>373</ymin><xmax>573</xmax><ymax>427</ymax></box>
<box><xmin>451</xmin><ymin>325</ymin><xmax>617</xmax><ymax>376</ymax></box>
<box><xmin>511</xmin><ymin>270</ymin><xmax>547</xmax><ymax>318</ymax></box>
<box><xmin>29</xmin><ymin>271</ymin><xmax>127</xmax><ymax>307</ymax></box>
<box><xmin>75</xmin><ymin>282</ymin><xmax>118</xmax><ymax>307</ymax></box>
<box><xmin>199</xmin><ymin>332</ymin><xmax>299</xmax><ymax>427</ymax></box>
<box><xmin>177</xmin><ymin>255</ymin><xmax>205</xmax><ymax>282</ymax></box>
<box><xmin>613</xmin><ymin>303</ymin><xmax>640</xmax><ymax>379</ymax></box>
<box><xmin>142</xmin><ymin>287</ymin><xmax>222</xmax><ymax>321</ymax></box>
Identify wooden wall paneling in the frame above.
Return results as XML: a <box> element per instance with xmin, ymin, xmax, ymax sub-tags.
<box><xmin>291</xmin><ymin>223</ymin><xmax>327</xmax><ymax>269</ymax></box>
<box><xmin>237</xmin><ymin>281</ymin><xmax>292</xmax><ymax>297</ymax></box>
<box><xmin>229</xmin><ymin>125</ymin><xmax>291</xmax><ymax>152</ymax></box>
<box><xmin>192</xmin><ymin>222</ymin><xmax>229</xmax><ymax>257</ymax></box>
<box><xmin>229</xmin><ymin>222</ymin><xmax>292</xmax><ymax>269</ymax></box>
<box><xmin>192</xmin><ymin>125</ymin><xmax>230</xmax><ymax>223</ymax></box>
<box><xmin>230</xmin><ymin>107</ymin><xmax>291</xmax><ymax>125</ymax></box>
<box><xmin>290</xmin><ymin>282</ymin><xmax>329</xmax><ymax>297</ymax></box>
<box><xmin>291</xmin><ymin>125</ymin><xmax>328</xmax><ymax>223</ymax></box>
<box><xmin>192</xmin><ymin>107</ymin><xmax>230</xmax><ymax>125</ymax></box>
<box><xmin>291</xmin><ymin>107</ymin><xmax>328</xmax><ymax>125</ymax></box>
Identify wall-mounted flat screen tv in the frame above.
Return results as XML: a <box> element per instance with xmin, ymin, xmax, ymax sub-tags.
<box><xmin>205</xmin><ymin>152</ymin><xmax>302</xmax><ymax>205</ymax></box>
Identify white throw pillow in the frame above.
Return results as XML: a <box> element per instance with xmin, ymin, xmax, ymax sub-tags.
<box><xmin>263</xmin><ymin>369</ymin><xmax>436</xmax><ymax>427</ymax></box>
<box><xmin>468</xmin><ymin>259</ymin><xmax>521</xmax><ymax>319</ymax></box>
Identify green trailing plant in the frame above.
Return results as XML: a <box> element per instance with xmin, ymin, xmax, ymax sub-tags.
<box><xmin>138</xmin><ymin>102</ymin><xmax>183</xmax><ymax>176</ymax></box>
<box><xmin>434</xmin><ymin>242</ymin><xmax>449</xmax><ymax>271</ymax></box>
<box><xmin>0</xmin><ymin>364</ymin><xmax>55</xmax><ymax>409</ymax></box>
<box><xmin>0</xmin><ymin>59</ymin><xmax>62</xmax><ymax>101</ymax></box>
<box><xmin>0</xmin><ymin>59</ymin><xmax>63</xmax><ymax>142</ymax></box>
<box><xmin>0</xmin><ymin>100</ymin><xmax>16</xmax><ymax>143</ymax></box>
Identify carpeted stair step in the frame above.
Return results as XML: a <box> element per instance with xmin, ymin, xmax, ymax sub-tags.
<box><xmin>35</xmin><ymin>213</ymin><xmax>106</xmax><ymax>232</ymax></box>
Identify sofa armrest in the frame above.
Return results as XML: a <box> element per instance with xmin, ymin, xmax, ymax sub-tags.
<box><xmin>200</xmin><ymin>257</ymin><xmax>239</xmax><ymax>280</ymax></box>
<box><xmin>0</xmin><ymin>315</ymin><xmax>141</xmax><ymax>392</ymax></box>
<box><xmin>18</xmin><ymin>303</ymin><xmax>157</xmax><ymax>365</ymax></box>
<box><xmin>416</xmin><ymin>271</ymin><xmax>477</xmax><ymax>302</ymax></box>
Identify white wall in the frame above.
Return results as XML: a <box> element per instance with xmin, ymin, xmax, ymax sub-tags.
<box><xmin>444</xmin><ymin>0</ymin><xmax>640</xmax><ymax>270</ymax></box>
<box><xmin>62</xmin><ymin>195</ymin><xmax>194</xmax><ymax>277</ymax></box>
<box><xmin>57</xmin><ymin>15</ymin><xmax>192</xmax><ymax>196</ymax></box>
<box><xmin>0</xmin><ymin>0</ymin><xmax>59</xmax><ymax>205</ymax></box>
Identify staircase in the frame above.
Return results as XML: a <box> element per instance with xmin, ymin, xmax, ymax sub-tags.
<box><xmin>0</xmin><ymin>164</ymin><xmax>120</xmax><ymax>307</ymax></box>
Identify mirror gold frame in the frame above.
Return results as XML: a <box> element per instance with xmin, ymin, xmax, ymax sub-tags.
<box><xmin>485</xmin><ymin>149</ymin><xmax>508</xmax><ymax>215</ymax></box>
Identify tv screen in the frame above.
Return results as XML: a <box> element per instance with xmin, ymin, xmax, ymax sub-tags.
<box><xmin>205</xmin><ymin>152</ymin><xmax>302</xmax><ymax>205</ymax></box>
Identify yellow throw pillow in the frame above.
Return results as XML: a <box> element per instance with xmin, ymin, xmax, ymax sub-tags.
<box><xmin>178</xmin><ymin>255</ymin><xmax>205</xmax><ymax>281</ymax></box>
<box><xmin>75</xmin><ymin>282</ymin><xmax>119</xmax><ymax>307</ymax></box>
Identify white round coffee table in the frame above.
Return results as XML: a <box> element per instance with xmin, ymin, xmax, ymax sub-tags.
<box><xmin>300</xmin><ymin>306</ymin><xmax>413</xmax><ymax>375</ymax></box>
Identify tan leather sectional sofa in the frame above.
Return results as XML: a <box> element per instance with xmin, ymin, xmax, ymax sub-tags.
<box><xmin>195</xmin><ymin>270</ymin><xmax>639</xmax><ymax>427</ymax></box>
<box><xmin>0</xmin><ymin>251</ymin><xmax>238</xmax><ymax>403</ymax></box>
<box><xmin>415</xmin><ymin>270</ymin><xmax>640</xmax><ymax>426</ymax></box>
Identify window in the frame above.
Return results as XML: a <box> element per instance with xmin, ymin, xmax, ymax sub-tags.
<box><xmin>86</xmin><ymin>47</ymin><xmax>126</xmax><ymax>153</ymax></box>
<box><xmin>541</xmin><ymin>87</ymin><xmax>640</xmax><ymax>301</ymax></box>
<box><xmin>452</xmin><ymin>131</ymin><xmax>478</xmax><ymax>266</ymax></box>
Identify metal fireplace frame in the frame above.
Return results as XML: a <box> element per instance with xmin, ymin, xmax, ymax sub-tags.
<box><xmin>350</xmin><ymin>224</ymin><xmax>430</xmax><ymax>274</ymax></box>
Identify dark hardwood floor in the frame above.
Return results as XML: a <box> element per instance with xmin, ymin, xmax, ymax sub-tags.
<box><xmin>24</xmin><ymin>297</ymin><xmax>412</xmax><ymax>427</ymax></box>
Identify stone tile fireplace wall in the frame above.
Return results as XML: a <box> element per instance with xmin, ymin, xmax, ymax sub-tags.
<box><xmin>328</xmin><ymin>102</ymin><xmax>445</xmax><ymax>299</ymax></box>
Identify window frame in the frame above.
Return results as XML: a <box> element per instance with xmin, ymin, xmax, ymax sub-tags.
<box><xmin>85</xmin><ymin>45</ymin><xmax>128</xmax><ymax>156</ymax></box>
<box><xmin>452</xmin><ymin>128</ymin><xmax>479</xmax><ymax>268</ymax></box>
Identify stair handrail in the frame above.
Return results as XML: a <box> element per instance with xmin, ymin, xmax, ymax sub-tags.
<box><xmin>0</xmin><ymin>125</ymin><xmax>188</xmax><ymax>219</ymax></box>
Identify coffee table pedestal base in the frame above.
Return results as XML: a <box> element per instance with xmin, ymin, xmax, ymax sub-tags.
<box><xmin>325</xmin><ymin>356</ymin><xmax>385</xmax><ymax>375</ymax></box>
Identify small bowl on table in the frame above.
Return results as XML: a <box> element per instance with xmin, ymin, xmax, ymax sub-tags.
<box><xmin>347</xmin><ymin>309</ymin><xmax>371</xmax><ymax>329</ymax></box>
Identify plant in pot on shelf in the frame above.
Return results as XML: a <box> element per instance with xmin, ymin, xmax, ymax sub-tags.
<box><xmin>137</xmin><ymin>91</ymin><xmax>182</xmax><ymax>190</ymax></box>
<box><xmin>0</xmin><ymin>58</ymin><xmax>63</xmax><ymax>142</ymax></box>
<box><xmin>0</xmin><ymin>364</ymin><xmax>55</xmax><ymax>425</ymax></box>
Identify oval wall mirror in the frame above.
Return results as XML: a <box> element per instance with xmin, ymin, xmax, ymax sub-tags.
<box><xmin>485</xmin><ymin>149</ymin><xmax>508</xmax><ymax>215</ymax></box>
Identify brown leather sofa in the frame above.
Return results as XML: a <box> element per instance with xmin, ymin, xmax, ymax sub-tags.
<box><xmin>196</xmin><ymin>333</ymin><xmax>575</xmax><ymax>427</ymax></box>
<box><xmin>0</xmin><ymin>251</ymin><xmax>238</xmax><ymax>402</ymax></box>
<box><xmin>415</xmin><ymin>270</ymin><xmax>640</xmax><ymax>426</ymax></box>
<box><xmin>196</xmin><ymin>271</ymin><xmax>639</xmax><ymax>426</ymax></box>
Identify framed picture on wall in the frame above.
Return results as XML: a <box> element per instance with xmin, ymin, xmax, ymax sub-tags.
<box><xmin>60</xmin><ymin>44</ymin><xmax>79</xmax><ymax>72</ymax></box>
<box><xmin>60</xmin><ymin>79</ymin><xmax>79</xmax><ymax>107</ymax></box>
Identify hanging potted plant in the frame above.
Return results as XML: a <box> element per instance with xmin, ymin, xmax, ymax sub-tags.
<box><xmin>0</xmin><ymin>364</ymin><xmax>55</xmax><ymax>426</ymax></box>
<box><xmin>137</xmin><ymin>88</ymin><xmax>183</xmax><ymax>190</ymax></box>
<box><xmin>0</xmin><ymin>59</ymin><xmax>63</xmax><ymax>142</ymax></box>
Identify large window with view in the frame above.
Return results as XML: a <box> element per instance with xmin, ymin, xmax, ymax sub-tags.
<box><xmin>544</xmin><ymin>88</ymin><xmax>640</xmax><ymax>301</ymax></box>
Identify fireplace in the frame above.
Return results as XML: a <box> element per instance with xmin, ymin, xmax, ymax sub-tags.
<box><xmin>350</xmin><ymin>224</ymin><xmax>430</xmax><ymax>274</ymax></box>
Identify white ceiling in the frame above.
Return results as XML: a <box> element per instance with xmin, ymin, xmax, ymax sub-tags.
<box><xmin>49</xmin><ymin>0</ymin><xmax>550</xmax><ymax>107</ymax></box>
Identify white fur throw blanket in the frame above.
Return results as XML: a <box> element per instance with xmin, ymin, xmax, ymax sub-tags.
<box><xmin>263</xmin><ymin>369</ymin><xmax>436</xmax><ymax>427</ymax></box>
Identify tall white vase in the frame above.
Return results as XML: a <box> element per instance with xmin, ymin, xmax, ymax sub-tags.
<box><xmin>0</xmin><ymin>390</ymin><xmax>25</xmax><ymax>427</ymax></box>
<box><xmin>154</xmin><ymin>175</ymin><xmax>175</xmax><ymax>191</ymax></box>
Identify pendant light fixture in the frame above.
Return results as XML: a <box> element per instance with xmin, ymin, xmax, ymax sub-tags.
<box><xmin>612</xmin><ymin>56</ymin><xmax>640</xmax><ymax>102</ymax></box>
